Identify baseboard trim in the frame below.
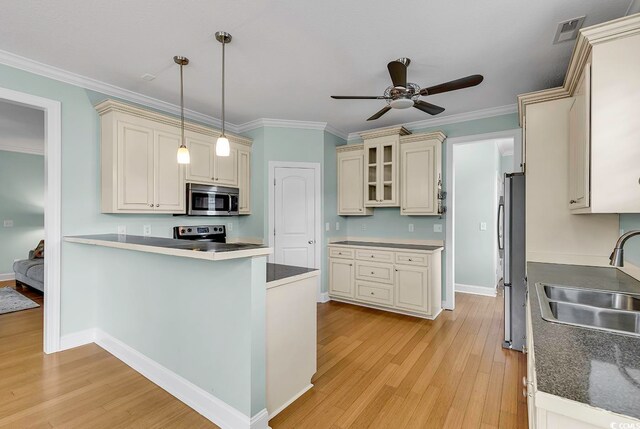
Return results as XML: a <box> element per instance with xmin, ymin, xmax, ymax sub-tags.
<box><xmin>455</xmin><ymin>283</ymin><xmax>497</xmax><ymax>297</ymax></box>
<box><xmin>0</xmin><ymin>272</ymin><xmax>16</xmax><ymax>281</ymax></box>
<box><xmin>59</xmin><ymin>329</ymin><xmax>96</xmax><ymax>351</ymax></box>
<box><xmin>93</xmin><ymin>329</ymin><xmax>259</xmax><ymax>429</ymax></box>
<box><xmin>269</xmin><ymin>384</ymin><xmax>313</xmax><ymax>419</ymax></box>
<box><xmin>318</xmin><ymin>292</ymin><xmax>330</xmax><ymax>303</ymax></box>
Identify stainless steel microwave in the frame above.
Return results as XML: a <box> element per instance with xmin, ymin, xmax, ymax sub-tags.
<box><xmin>186</xmin><ymin>183</ymin><xmax>239</xmax><ymax>216</ymax></box>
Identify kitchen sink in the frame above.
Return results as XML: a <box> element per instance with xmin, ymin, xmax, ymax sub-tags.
<box><xmin>536</xmin><ymin>283</ymin><xmax>640</xmax><ymax>337</ymax></box>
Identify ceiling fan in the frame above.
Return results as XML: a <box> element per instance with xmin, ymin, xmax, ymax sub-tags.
<box><xmin>331</xmin><ymin>58</ymin><xmax>484</xmax><ymax>121</ymax></box>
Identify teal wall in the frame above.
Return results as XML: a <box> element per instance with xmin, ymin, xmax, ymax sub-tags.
<box><xmin>0</xmin><ymin>150</ymin><xmax>44</xmax><ymax>273</ymax></box>
<box><xmin>454</xmin><ymin>141</ymin><xmax>500</xmax><ymax>289</ymax></box>
<box><xmin>620</xmin><ymin>214</ymin><xmax>640</xmax><ymax>266</ymax></box>
<box><xmin>500</xmin><ymin>154</ymin><xmax>515</xmax><ymax>176</ymax></box>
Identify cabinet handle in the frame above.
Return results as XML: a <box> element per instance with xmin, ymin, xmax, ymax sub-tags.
<box><xmin>522</xmin><ymin>388</ymin><xmax>527</xmax><ymax>398</ymax></box>
<box><xmin>569</xmin><ymin>199</ymin><xmax>577</xmax><ymax>204</ymax></box>
<box><xmin>522</xmin><ymin>377</ymin><xmax>527</xmax><ymax>387</ymax></box>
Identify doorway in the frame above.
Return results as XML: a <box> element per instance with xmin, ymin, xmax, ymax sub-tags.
<box><xmin>268</xmin><ymin>161</ymin><xmax>321</xmax><ymax>272</ymax></box>
<box><xmin>0</xmin><ymin>87</ymin><xmax>62</xmax><ymax>354</ymax></box>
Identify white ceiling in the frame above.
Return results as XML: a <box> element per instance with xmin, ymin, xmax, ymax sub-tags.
<box><xmin>0</xmin><ymin>0</ymin><xmax>635</xmax><ymax>134</ymax></box>
<box><xmin>0</xmin><ymin>100</ymin><xmax>44</xmax><ymax>154</ymax></box>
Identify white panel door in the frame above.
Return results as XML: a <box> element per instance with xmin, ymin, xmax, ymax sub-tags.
<box><xmin>274</xmin><ymin>167</ymin><xmax>316</xmax><ymax>268</ymax></box>
<box><xmin>154</xmin><ymin>130</ymin><xmax>185</xmax><ymax>212</ymax></box>
<box><xmin>117</xmin><ymin>120</ymin><xmax>154</xmax><ymax>210</ymax></box>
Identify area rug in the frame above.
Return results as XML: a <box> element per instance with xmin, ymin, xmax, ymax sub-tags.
<box><xmin>0</xmin><ymin>287</ymin><xmax>40</xmax><ymax>315</ymax></box>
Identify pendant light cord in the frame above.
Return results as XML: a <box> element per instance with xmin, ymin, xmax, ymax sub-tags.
<box><xmin>180</xmin><ymin>63</ymin><xmax>185</xmax><ymax>145</ymax></box>
<box><xmin>221</xmin><ymin>40</ymin><xmax>226</xmax><ymax>137</ymax></box>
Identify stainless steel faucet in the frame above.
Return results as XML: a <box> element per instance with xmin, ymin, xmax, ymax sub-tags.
<box><xmin>609</xmin><ymin>230</ymin><xmax>640</xmax><ymax>267</ymax></box>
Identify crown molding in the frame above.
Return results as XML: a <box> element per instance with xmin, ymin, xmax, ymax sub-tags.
<box><xmin>336</xmin><ymin>143</ymin><xmax>364</xmax><ymax>153</ymax></box>
<box><xmin>235</xmin><ymin>118</ymin><xmax>348</xmax><ymax>140</ymax></box>
<box><xmin>400</xmin><ymin>130</ymin><xmax>447</xmax><ymax>144</ymax></box>
<box><xmin>0</xmin><ymin>142</ymin><xmax>44</xmax><ymax>155</ymax></box>
<box><xmin>346</xmin><ymin>104</ymin><xmax>517</xmax><ymax>142</ymax></box>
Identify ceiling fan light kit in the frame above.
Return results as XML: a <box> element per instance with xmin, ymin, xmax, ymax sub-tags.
<box><xmin>331</xmin><ymin>58</ymin><xmax>484</xmax><ymax>121</ymax></box>
<box><xmin>215</xmin><ymin>31</ymin><xmax>232</xmax><ymax>157</ymax></box>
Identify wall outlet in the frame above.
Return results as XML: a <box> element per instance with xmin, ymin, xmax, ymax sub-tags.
<box><xmin>433</xmin><ymin>224</ymin><xmax>443</xmax><ymax>233</ymax></box>
<box><xmin>143</xmin><ymin>225</ymin><xmax>152</xmax><ymax>236</ymax></box>
<box><xmin>117</xmin><ymin>225</ymin><xmax>127</xmax><ymax>236</ymax></box>
<box><xmin>325</xmin><ymin>222</ymin><xmax>330</xmax><ymax>232</ymax></box>
<box><xmin>361</xmin><ymin>223</ymin><xmax>366</xmax><ymax>231</ymax></box>
<box><xmin>480</xmin><ymin>222</ymin><xmax>487</xmax><ymax>231</ymax></box>
<box><xmin>3</xmin><ymin>220</ymin><xmax>13</xmax><ymax>228</ymax></box>
<box><xmin>336</xmin><ymin>222</ymin><xmax>340</xmax><ymax>231</ymax></box>
<box><xmin>408</xmin><ymin>224</ymin><xmax>414</xmax><ymax>232</ymax></box>
<box><xmin>227</xmin><ymin>223</ymin><xmax>233</xmax><ymax>232</ymax></box>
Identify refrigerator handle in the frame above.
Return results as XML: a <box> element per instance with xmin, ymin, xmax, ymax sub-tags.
<box><xmin>504</xmin><ymin>177</ymin><xmax>511</xmax><ymax>285</ymax></box>
<box><xmin>497</xmin><ymin>202</ymin><xmax>504</xmax><ymax>251</ymax></box>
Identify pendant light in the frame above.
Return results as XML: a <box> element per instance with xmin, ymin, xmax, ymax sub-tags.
<box><xmin>174</xmin><ymin>56</ymin><xmax>191</xmax><ymax>164</ymax></box>
<box><xmin>215</xmin><ymin>31</ymin><xmax>232</xmax><ymax>157</ymax></box>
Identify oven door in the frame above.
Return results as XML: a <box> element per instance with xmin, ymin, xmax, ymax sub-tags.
<box><xmin>188</xmin><ymin>190</ymin><xmax>231</xmax><ymax>216</ymax></box>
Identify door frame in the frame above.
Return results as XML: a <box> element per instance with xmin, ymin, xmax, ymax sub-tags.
<box><xmin>0</xmin><ymin>86</ymin><xmax>62</xmax><ymax>354</ymax></box>
<box><xmin>444</xmin><ymin>128</ymin><xmax>521</xmax><ymax>310</ymax></box>
<box><xmin>268</xmin><ymin>161</ymin><xmax>322</xmax><ymax>272</ymax></box>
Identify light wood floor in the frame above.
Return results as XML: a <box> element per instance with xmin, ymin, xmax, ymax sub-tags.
<box><xmin>0</xmin><ymin>280</ymin><xmax>525</xmax><ymax>428</ymax></box>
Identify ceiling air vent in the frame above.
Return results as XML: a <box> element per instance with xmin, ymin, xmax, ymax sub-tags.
<box><xmin>553</xmin><ymin>16</ymin><xmax>586</xmax><ymax>44</ymax></box>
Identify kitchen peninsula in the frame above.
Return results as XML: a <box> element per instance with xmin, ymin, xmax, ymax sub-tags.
<box><xmin>64</xmin><ymin>234</ymin><xmax>317</xmax><ymax>429</ymax></box>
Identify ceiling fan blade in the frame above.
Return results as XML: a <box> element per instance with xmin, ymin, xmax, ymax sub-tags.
<box><xmin>367</xmin><ymin>106</ymin><xmax>392</xmax><ymax>121</ymax></box>
<box><xmin>387</xmin><ymin>61</ymin><xmax>407</xmax><ymax>88</ymax></box>
<box><xmin>420</xmin><ymin>74</ymin><xmax>484</xmax><ymax>96</ymax></box>
<box><xmin>413</xmin><ymin>100</ymin><xmax>445</xmax><ymax>115</ymax></box>
<box><xmin>331</xmin><ymin>95</ymin><xmax>387</xmax><ymax>99</ymax></box>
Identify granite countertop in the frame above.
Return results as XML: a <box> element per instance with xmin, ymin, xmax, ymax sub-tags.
<box><xmin>330</xmin><ymin>241</ymin><xmax>443</xmax><ymax>251</ymax></box>
<box><xmin>527</xmin><ymin>262</ymin><xmax>640</xmax><ymax>419</ymax></box>
<box><xmin>266</xmin><ymin>263</ymin><xmax>318</xmax><ymax>283</ymax></box>
<box><xmin>64</xmin><ymin>234</ymin><xmax>271</xmax><ymax>261</ymax></box>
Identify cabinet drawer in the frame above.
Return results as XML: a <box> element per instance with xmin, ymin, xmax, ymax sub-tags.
<box><xmin>356</xmin><ymin>281</ymin><xmax>393</xmax><ymax>306</ymax></box>
<box><xmin>355</xmin><ymin>249</ymin><xmax>394</xmax><ymax>263</ymax></box>
<box><xmin>395</xmin><ymin>252</ymin><xmax>430</xmax><ymax>267</ymax></box>
<box><xmin>355</xmin><ymin>261</ymin><xmax>394</xmax><ymax>284</ymax></box>
<box><xmin>329</xmin><ymin>247</ymin><xmax>354</xmax><ymax>259</ymax></box>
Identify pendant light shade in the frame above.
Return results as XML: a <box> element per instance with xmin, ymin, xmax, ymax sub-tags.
<box><xmin>174</xmin><ymin>56</ymin><xmax>190</xmax><ymax>164</ymax></box>
<box><xmin>215</xmin><ymin>31</ymin><xmax>232</xmax><ymax>157</ymax></box>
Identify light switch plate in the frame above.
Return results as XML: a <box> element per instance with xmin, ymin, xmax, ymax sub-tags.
<box><xmin>336</xmin><ymin>222</ymin><xmax>340</xmax><ymax>231</ymax></box>
<box><xmin>480</xmin><ymin>222</ymin><xmax>487</xmax><ymax>231</ymax></box>
<box><xmin>227</xmin><ymin>223</ymin><xmax>233</xmax><ymax>232</ymax></box>
<box><xmin>361</xmin><ymin>223</ymin><xmax>366</xmax><ymax>231</ymax></box>
<box><xmin>408</xmin><ymin>224</ymin><xmax>414</xmax><ymax>232</ymax></box>
<box><xmin>433</xmin><ymin>224</ymin><xmax>443</xmax><ymax>233</ymax></box>
<box><xmin>3</xmin><ymin>220</ymin><xmax>13</xmax><ymax>228</ymax></box>
<box><xmin>325</xmin><ymin>222</ymin><xmax>330</xmax><ymax>232</ymax></box>
<box><xmin>143</xmin><ymin>225</ymin><xmax>152</xmax><ymax>236</ymax></box>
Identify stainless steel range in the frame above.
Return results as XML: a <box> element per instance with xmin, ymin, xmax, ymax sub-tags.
<box><xmin>173</xmin><ymin>224</ymin><xmax>227</xmax><ymax>242</ymax></box>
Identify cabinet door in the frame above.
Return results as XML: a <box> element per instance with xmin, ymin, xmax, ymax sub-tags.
<box><xmin>568</xmin><ymin>64</ymin><xmax>591</xmax><ymax>210</ymax></box>
<box><xmin>401</xmin><ymin>140</ymin><xmax>439</xmax><ymax>215</ymax></box>
<box><xmin>238</xmin><ymin>147</ymin><xmax>251</xmax><ymax>214</ymax></box>
<box><xmin>338</xmin><ymin>150</ymin><xmax>367</xmax><ymax>215</ymax></box>
<box><xmin>213</xmin><ymin>146</ymin><xmax>238</xmax><ymax>187</ymax></box>
<box><xmin>154</xmin><ymin>130</ymin><xmax>185</xmax><ymax>212</ymax></box>
<box><xmin>364</xmin><ymin>143</ymin><xmax>379</xmax><ymax>205</ymax></box>
<box><xmin>329</xmin><ymin>258</ymin><xmax>354</xmax><ymax>298</ymax></box>
<box><xmin>394</xmin><ymin>265</ymin><xmax>430</xmax><ymax>314</ymax></box>
<box><xmin>117</xmin><ymin>120</ymin><xmax>154</xmax><ymax>210</ymax></box>
<box><xmin>185</xmin><ymin>134</ymin><xmax>215</xmax><ymax>184</ymax></box>
<box><xmin>364</xmin><ymin>138</ymin><xmax>399</xmax><ymax>207</ymax></box>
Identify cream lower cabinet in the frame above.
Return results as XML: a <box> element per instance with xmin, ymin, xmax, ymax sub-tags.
<box><xmin>337</xmin><ymin>146</ymin><xmax>372</xmax><ymax>215</ymax></box>
<box><xmin>101</xmin><ymin>114</ymin><xmax>185</xmax><ymax>214</ymax></box>
<box><xmin>400</xmin><ymin>132</ymin><xmax>444</xmax><ymax>216</ymax></box>
<box><xmin>328</xmin><ymin>244</ymin><xmax>442</xmax><ymax>319</ymax></box>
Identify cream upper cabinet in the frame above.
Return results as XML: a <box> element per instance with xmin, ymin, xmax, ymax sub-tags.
<box><xmin>568</xmin><ymin>63</ymin><xmax>591</xmax><ymax>211</ymax></box>
<box><xmin>337</xmin><ymin>146</ymin><xmax>372</xmax><ymax>216</ymax></box>
<box><xmin>213</xmin><ymin>146</ymin><xmax>238</xmax><ymax>187</ymax></box>
<box><xmin>116</xmin><ymin>120</ymin><xmax>155</xmax><ymax>211</ymax></box>
<box><xmin>238</xmin><ymin>146</ymin><xmax>251</xmax><ymax>214</ymax></box>
<box><xmin>362</xmin><ymin>129</ymin><xmax>407</xmax><ymax>207</ymax></box>
<box><xmin>185</xmin><ymin>133</ymin><xmax>215</xmax><ymax>184</ymax></box>
<box><xmin>400</xmin><ymin>133</ymin><xmax>444</xmax><ymax>216</ymax></box>
<box><xmin>329</xmin><ymin>258</ymin><xmax>354</xmax><ymax>298</ymax></box>
<box><xmin>154</xmin><ymin>130</ymin><xmax>185</xmax><ymax>212</ymax></box>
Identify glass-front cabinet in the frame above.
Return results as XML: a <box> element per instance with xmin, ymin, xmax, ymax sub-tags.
<box><xmin>364</xmin><ymin>135</ymin><xmax>400</xmax><ymax>207</ymax></box>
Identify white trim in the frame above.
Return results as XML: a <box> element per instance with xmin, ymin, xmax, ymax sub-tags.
<box><xmin>268</xmin><ymin>161</ymin><xmax>323</xmax><ymax>301</ymax></box>
<box><xmin>329</xmin><ymin>296</ymin><xmax>441</xmax><ymax>320</ymax></box>
<box><xmin>444</xmin><ymin>128</ymin><xmax>522</xmax><ymax>310</ymax></box>
<box><xmin>346</xmin><ymin>104</ymin><xmax>518</xmax><ymax>142</ymax></box>
<box><xmin>0</xmin><ymin>49</ymin><xmax>349</xmax><ymax>142</ymax></box>
<box><xmin>0</xmin><ymin>142</ymin><xmax>44</xmax><ymax>155</ymax></box>
<box><xmin>318</xmin><ymin>292</ymin><xmax>330</xmax><ymax>303</ymax></box>
<box><xmin>268</xmin><ymin>384</ymin><xmax>313</xmax><ymax>419</ymax></box>
<box><xmin>0</xmin><ymin>272</ymin><xmax>16</xmax><ymax>281</ymax></box>
<box><xmin>455</xmin><ymin>283</ymin><xmax>497</xmax><ymax>297</ymax></box>
<box><xmin>0</xmin><ymin>86</ymin><xmax>62</xmax><ymax>355</ymax></box>
<box><xmin>94</xmin><ymin>329</ymin><xmax>262</xmax><ymax>429</ymax></box>
<box><xmin>249</xmin><ymin>409</ymin><xmax>270</xmax><ymax>429</ymax></box>
<box><xmin>59</xmin><ymin>328</ymin><xmax>96</xmax><ymax>351</ymax></box>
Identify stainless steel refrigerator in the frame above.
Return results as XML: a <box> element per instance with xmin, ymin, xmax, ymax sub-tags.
<box><xmin>499</xmin><ymin>172</ymin><xmax>526</xmax><ymax>352</ymax></box>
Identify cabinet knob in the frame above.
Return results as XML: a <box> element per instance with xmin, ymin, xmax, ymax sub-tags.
<box><xmin>370</xmin><ymin>292</ymin><xmax>374</xmax><ymax>295</ymax></box>
<box><xmin>371</xmin><ymin>271</ymin><xmax>375</xmax><ymax>275</ymax></box>
<box><xmin>359</xmin><ymin>208</ymin><xmax>362</xmax><ymax>211</ymax></box>
<box><xmin>149</xmin><ymin>204</ymin><xmax>153</xmax><ymax>207</ymax></box>
<box><xmin>408</xmin><ymin>258</ymin><xmax>412</xmax><ymax>261</ymax></box>
<box><xmin>156</xmin><ymin>204</ymin><xmax>159</xmax><ymax>207</ymax></box>
<box><xmin>395</xmin><ymin>269</ymin><xmax>398</xmax><ymax>272</ymax></box>
<box><xmin>371</xmin><ymin>255</ymin><xmax>374</xmax><ymax>258</ymax></box>
<box><xmin>349</xmin><ymin>264</ymin><xmax>353</xmax><ymax>266</ymax></box>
